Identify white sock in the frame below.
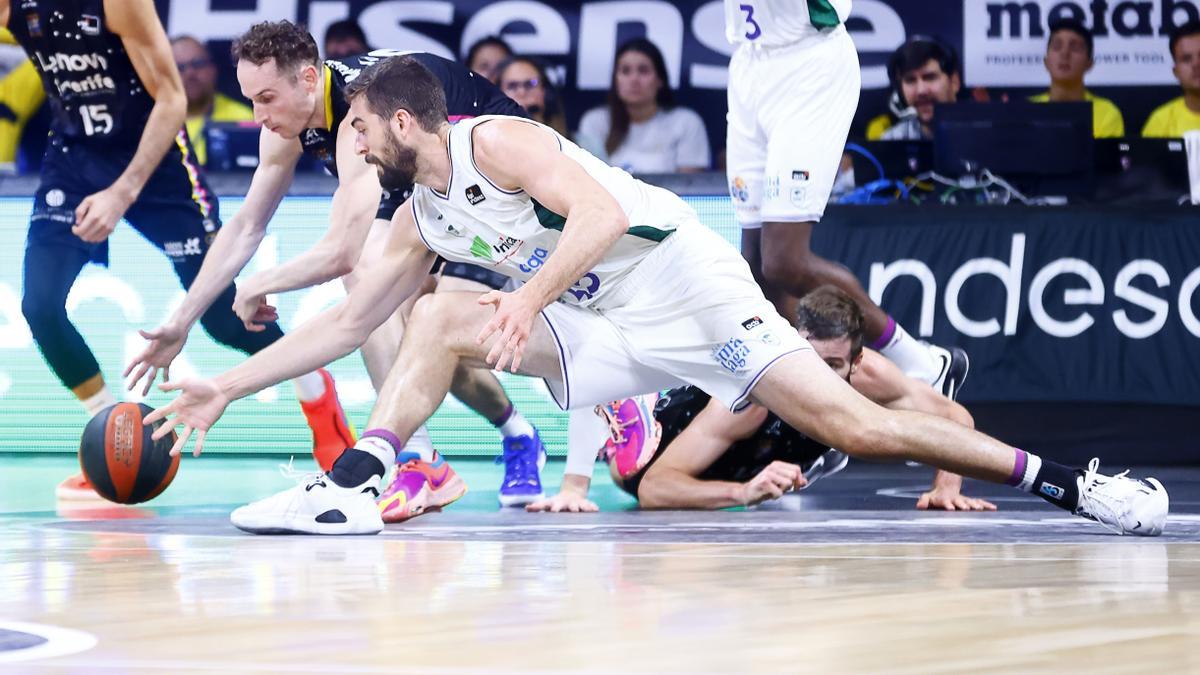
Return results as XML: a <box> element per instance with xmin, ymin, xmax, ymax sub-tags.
<box><xmin>80</xmin><ymin>388</ymin><xmax>117</xmax><ymax>417</ymax></box>
<box><xmin>291</xmin><ymin>370</ymin><xmax>327</xmax><ymax>403</ymax></box>
<box><xmin>404</xmin><ymin>424</ymin><xmax>436</xmax><ymax>463</ymax></box>
<box><xmin>496</xmin><ymin>408</ymin><xmax>535</xmax><ymax>439</ymax></box>
<box><xmin>877</xmin><ymin>321</ymin><xmax>937</xmax><ymax>382</ymax></box>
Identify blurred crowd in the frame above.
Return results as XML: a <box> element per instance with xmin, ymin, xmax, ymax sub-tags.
<box><xmin>0</xmin><ymin>16</ymin><xmax>1196</xmax><ymax>177</ymax></box>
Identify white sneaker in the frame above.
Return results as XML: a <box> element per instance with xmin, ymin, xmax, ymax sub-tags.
<box><xmin>231</xmin><ymin>473</ymin><xmax>384</xmax><ymax>535</ymax></box>
<box><xmin>1074</xmin><ymin>458</ymin><xmax>1169</xmax><ymax>536</ymax></box>
<box><xmin>924</xmin><ymin>343</ymin><xmax>970</xmax><ymax>400</ymax></box>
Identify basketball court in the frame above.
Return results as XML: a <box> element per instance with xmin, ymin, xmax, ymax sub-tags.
<box><xmin>4</xmin><ymin>455</ymin><xmax>1200</xmax><ymax>673</ymax></box>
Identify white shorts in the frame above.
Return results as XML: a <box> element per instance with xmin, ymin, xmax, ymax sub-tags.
<box><xmin>726</xmin><ymin>26</ymin><xmax>861</xmax><ymax>228</ymax></box>
<box><xmin>538</xmin><ymin>223</ymin><xmax>811</xmax><ymax>412</ymax></box>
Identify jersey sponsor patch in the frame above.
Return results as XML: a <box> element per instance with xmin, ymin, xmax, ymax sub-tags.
<box><xmin>713</xmin><ymin>337</ymin><xmax>752</xmax><ymax>374</ymax></box>
<box><xmin>465</xmin><ymin>184</ymin><xmax>486</xmax><ymax>205</ymax></box>
<box><xmin>741</xmin><ymin>316</ymin><xmax>763</xmax><ymax>331</ymax></box>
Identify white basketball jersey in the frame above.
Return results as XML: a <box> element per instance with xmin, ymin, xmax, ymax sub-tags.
<box><xmin>410</xmin><ymin>116</ymin><xmax>698</xmax><ymax>307</ymax></box>
<box><xmin>724</xmin><ymin>0</ymin><xmax>851</xmax><ymax>47</ymax></box>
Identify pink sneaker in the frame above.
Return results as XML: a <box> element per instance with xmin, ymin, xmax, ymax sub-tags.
<box><xmin>595</xmin><ymin>393</ymin><xmax>662</xmax><ymax>478</ymax></box>
<box><xmin>376</xmin><ymin>452</ymin><xmax>466</xmax><ymax>524</ymax></box>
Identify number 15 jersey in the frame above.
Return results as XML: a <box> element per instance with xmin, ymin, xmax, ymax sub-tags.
<box><xmin>9</xmin><ymin>0</ymin><xmax>154</xmax><ymax>145</ymax></box>
<box><xmin>724</xmin><ymin>0</ymin><xmax>852</xmax><ymax>47</ymax></box>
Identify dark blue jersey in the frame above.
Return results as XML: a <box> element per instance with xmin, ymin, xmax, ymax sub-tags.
<box><xmin>8</xmin><ymin>0</ymin><xmax>155</xmax><ymax>145</ymax></box>
<box><xmin>301</xmin><ymin>49</ymin><xmax>527</xmax><ymax>175</ymax></box>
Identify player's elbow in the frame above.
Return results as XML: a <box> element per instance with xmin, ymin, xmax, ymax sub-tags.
<box><xmin>331</xmin><ymin>303</ymin><xmax>376</xmax><ymax>352</ymax></box>
<box><xmin>330</xmin><ymin>247</ymin><xmax>359</xmax><ymax>279</ymax></box>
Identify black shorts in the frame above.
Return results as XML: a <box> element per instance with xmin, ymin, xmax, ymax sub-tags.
<box><xmin>434</xmin><ymin>259</ymin><xmax>510</xmax><ymax>291</ymax></box>
<box><xmin>28</xmin><ymin>134</ymin><xmax>220</xmax><ymax>265</ymax></box>
<box><xmin>621</xmin><ymin>386</ymin><xmax>827</xmax><ymax>500</ymax></box>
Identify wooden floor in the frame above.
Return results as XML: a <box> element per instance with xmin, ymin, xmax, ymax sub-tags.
<box><xmin>4</xmin><ymin>459</ymin><xmax>1200</xmax><ymax>674</ymax></box>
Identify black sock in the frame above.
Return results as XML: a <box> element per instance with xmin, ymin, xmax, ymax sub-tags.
<box><xmin>328</xmin><ymin>449</ymin><xmax>385</xmax><ymax>488</ymax></box>
<box><xmin>1031</xmin><ymin>461</ymin><xmax>1081</xmax><ymax>511</ymax></box>
<box><xmin>1006</xmin><ymin>449</ymin><xmax>1081</xmax><ymax>512</ymax></box>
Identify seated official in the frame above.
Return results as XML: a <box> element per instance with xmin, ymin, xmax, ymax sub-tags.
<box><xmin>1143</xmin><ymin>21</ymin><xmax>1200</xmax><ymax>137</ymax></box>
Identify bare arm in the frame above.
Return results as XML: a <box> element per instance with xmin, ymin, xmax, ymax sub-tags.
<box><xmin>247</xmin><ymin>116</ymin><xmax>382</xmax><ymax>295</ymax></box>
<box><xmin>172</xmin><ymin>130</ymin><xmax>300</xmax><ymax>329</ymax></box>
<box><xmin>123</xmin><ymin>131</ymin><xmax>300</xmax><ymax>393</ymax></box>
<box><xmin>472</xmin><ymin>120</ymin><xmax>629</xmax><ymax>308</ymax></box>
<box><xmin>101</xmin><ymin>0</ymin><xmax>186</xmax><ymax>203</ymax></box>
<box><xmin>853</xmin><ymin>350</ymin><xmax>993</xmax><ymax>510</ymax></box>
<box><xmin>214</xmin><ymin>203</ymin><xmax>434</xmax><ymax>401</ymax></box>
<box><xmin>638</xmin><ymin>401</ymin><xmax>771</xmax><ymax>509</ymax></box>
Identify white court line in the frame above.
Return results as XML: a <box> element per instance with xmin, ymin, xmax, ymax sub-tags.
<box><xmin>0</xmin><ymin>622</ymin><xmax>97</xmax><ymax>663</ymax></box>
<box><xmin>20</xmin><ymin>658</ymin><xmax>704</xmax><ymax>675</ymax></box>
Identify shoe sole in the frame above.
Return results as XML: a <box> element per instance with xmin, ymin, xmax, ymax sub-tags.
<box><xmin>231</xmin><ymin>515</ymin><xmax>383</xmax><ymax>536</ymax></box>
<box><xmin>498</xmin><ymin>491</ymin><xmax>545</xmax><ymax>508</ymax></box>
<box><xmin>381</xmin><ymin>474</ymin><xmax>468</xmax><ymax>524</ymax></box>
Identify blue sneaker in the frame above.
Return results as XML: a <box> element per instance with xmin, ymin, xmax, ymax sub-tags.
<box><xmin>496</xmin><ymin>430</ymin><xmax>546</xmax><ymax>507</ymax></box>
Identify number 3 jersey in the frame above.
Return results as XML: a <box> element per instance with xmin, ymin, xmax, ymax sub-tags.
<box><xmin>9</xmin><ymin>0</ymin><xmax>153</xmax><ymax>145</ymax></box>
<box><xmin>724</xmin><ymin>0</ymin><xmax>852</xmax><ymax>47</ymax></box>
<box><xmin>410</xmin><ymin>116</ymin><xmax>699</xmax><ymax>307</ymax></box>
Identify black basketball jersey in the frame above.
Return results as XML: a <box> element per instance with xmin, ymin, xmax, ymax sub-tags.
<box><xmin>8</xmin><ymin>0</ymin><xmax>155</xmax><ymax>145</ymax></box>
<box><xmin>301</xmin><ymin>49</ymin><xmax>526</xmax><ymax>175</ymax></box>
<box><xmin>651</xmin><ymin>387</ymin><xmax>830</xmax><ymax>485</ymax></box>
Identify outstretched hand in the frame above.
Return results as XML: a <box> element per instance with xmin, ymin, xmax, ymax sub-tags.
<box><xmin>143</xmin><ymin>377</ymin><xmax>231</xmax><ymax>457</ymax></box>
<box><xmin>124</xmin><ymin>322</ymin><xmax>188</xmax><ymax>396</ymax></box>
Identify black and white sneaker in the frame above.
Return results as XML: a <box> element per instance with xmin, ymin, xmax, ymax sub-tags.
<box><xmin>926</xmin><ymin>344</ymin><xmax>970</xmax><ymax>401</ymax></box>
<box><xmin>800</xmin><ymin>449</ymin><xmax>850</xmax><ymax>489</ymax></box>
<box><xmin>230</xmin><ymin>473</ymin><xmax>384</xmax><ymax>535</ymax></box>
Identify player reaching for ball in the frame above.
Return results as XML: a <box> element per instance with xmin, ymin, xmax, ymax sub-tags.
<box><xmin>3</xmin><ymin>0</ymin><xmax>353</xmax><ymax>500</ymax></box>
<box><xmin>146</xmin><ymin>56</ymin><xmax>1168</xmax><ymax>538</ymax></box>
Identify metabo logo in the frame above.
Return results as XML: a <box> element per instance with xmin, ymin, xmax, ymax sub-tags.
<box><xmin>965</xmin><ymin>1</ymin><xmax>1195</xmax><ymax>86</ymax></box>
<box><xmin>868</xmin><ymin>233</ymin><xmax>1200</xmax><ymax>340</ymax></box>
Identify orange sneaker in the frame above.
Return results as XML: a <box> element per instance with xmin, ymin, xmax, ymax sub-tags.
<box><xmin>299</xmin><ymin>369</ymin><xmax>357</xmax><ymax>472</ymax></box>
<box><xmin>56</xmin><ymin>472</ymin><xmax>104</xmax><ymax>501</ymax></box>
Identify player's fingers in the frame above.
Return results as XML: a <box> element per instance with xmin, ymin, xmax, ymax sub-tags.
<box><xmin>144</xmin><ymin>404</ymin><xmax>170</xmax><ymax>427</ymax></box>
<box><xmin>140</xmin><ymin>367</ymin><xmax>157</xmax><ymax>397</ymax></box>
<box><xmin>982</xmin><ymin>499</ymin><xmax>997</xmax><ymax>511</ymax></box>
<box><xmin>509</xmin><ymin>335</ymin><xmax>526</xmax><ymax>373</ymax></box>
<box><xmin>943</xmin><ymin>500</ymin><xmax>957</xmax><ymax>512</ymax></box>
<box><xmin>158</xmin><ymin>379</ymin><xmax>183</xmax><ymax>393</ymax></box>
<box><xmin>150</xmin><ymin>413</ymin><xmax>177</xmax><ymax>440</ymax></box>
<box><xmin>192</xmin><ymin>429</ymin><xmax>207</xmax><ymax>457</ymax></box>
<box><xmin>137</xmin><ymin>328</ymin><xmax>160</xmax><ymax>341</ymax></box>
<box><xmin>502</xmin><ymin>332</ymin><xmax>522</xmax><ymax>373</ymax></box>
<box><xmin>525</xmin><ymin>501</ymin><xmax>546</xmax><ymax>512</ymax></box>
<box><xmin>486</xmin><ymin>323</ymin><xmax>514</xmax><ymax>367</ymax></box>
<box><xmin>477</xmin><ymin>291</ymin><xmax>502</xmax><ymax>307</ymax></box>
<box><xmin>584</xmin><ymin>500</ymin><xmax>599</xmax><ymax>512</ymax></box>
<box><xmin>169</xmin><ymin>426</ymin><xmax>192</xmax><ymax>457</ymax></box>
<box><xmin>916</xmin><ymin>494</ymin><xmax>930</xmax><ymax>510</ymax></box>
<box><xmin>125</xmin><ymin>362</ymin><xmax>149</xmax><ymax>389</ymax></box>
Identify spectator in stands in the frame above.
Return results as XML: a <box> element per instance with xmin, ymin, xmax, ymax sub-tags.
<box><xmin>324</xmin><ymin>19</ymin><xmax>369</xmax><ymax>59</ymax></box>
<box><xmin>1143</xmin><ymin>21</ymin><xmax>1200</xmax><ymax>137</ymax></box>
<box><xmin>171</xmin><ymin>36</ymin><xmax>253</xmax><ymax>166</ymax></box>
<box><xmin>465</xmin><ymin>36</ymin><xmax>512</xmax><ymax>84</ymax></box>
<box><xmin>1030</xmin><ymin>19</ymin><xmax>1123</xmax><ymax>137</ymax></box>
<box><xmin>576</xmin><ymin>38</ymin><xmax>710</xmax><ymax>173</ymax></box>
<box><xmin>0</xmin><ymin>59</ymin><xmax>44</xmax><ymax>170</ymax></box>
<box><xmin>880</xmin><ymin>36</ymin><xmax>961</xmax><ymax>140</ymax></box>
<box><xmin>496</xmin><ymin>56</ymin><xmax>568</xmax><ymax>136</ymax></box>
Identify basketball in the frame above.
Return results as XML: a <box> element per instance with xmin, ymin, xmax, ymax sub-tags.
<box><xmin>79</xmin><ymin>402</ymin><xmax>180</xmax><ymax>504</ymax></box>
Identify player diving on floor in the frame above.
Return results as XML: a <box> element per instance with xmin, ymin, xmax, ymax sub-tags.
<box><xmin>144</xmin><ymin>55</ymin><xmax>1168</xmax><ymax>537</ymax></box>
